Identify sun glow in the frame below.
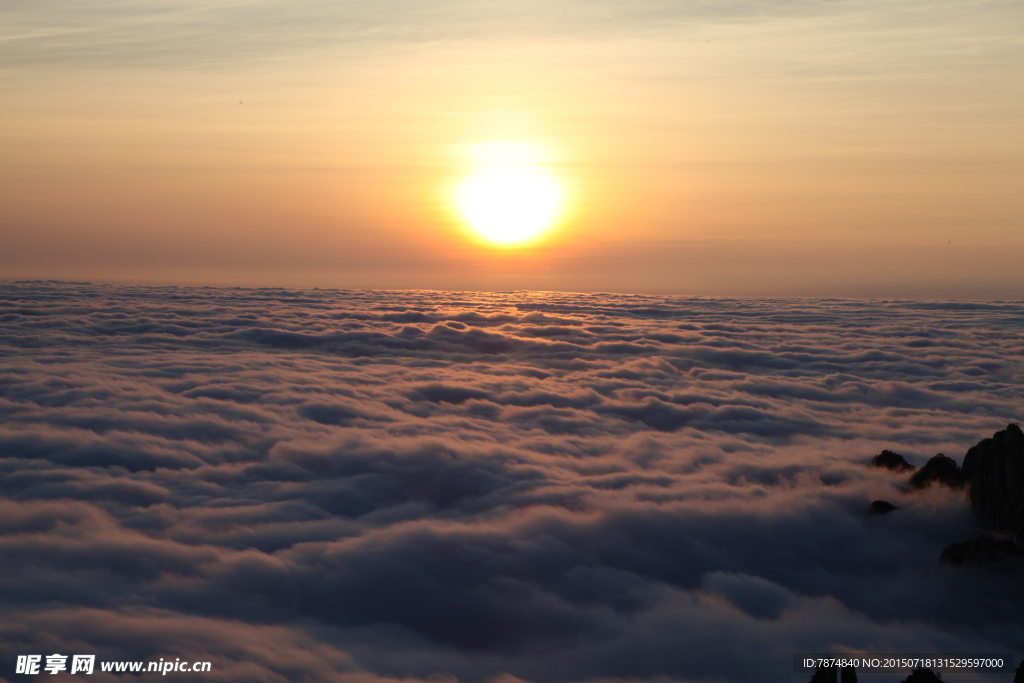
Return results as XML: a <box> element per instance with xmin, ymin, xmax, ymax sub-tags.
<box><xmin>454</xmin><ymin>142</ymin><xmax>565</xmax><ymax>247</ymax></box>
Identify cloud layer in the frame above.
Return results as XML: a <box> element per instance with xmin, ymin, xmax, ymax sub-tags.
<box><xmin>1</xmin><ymin>282</ymin><xmax>1022</xmax><ymax>682</ymax></box>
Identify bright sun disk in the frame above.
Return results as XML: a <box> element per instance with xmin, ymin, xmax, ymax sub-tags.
<box><xmin>454</xmin><ymin>144</ymin><xmax>564</xmax><ymax>247</ymax></box>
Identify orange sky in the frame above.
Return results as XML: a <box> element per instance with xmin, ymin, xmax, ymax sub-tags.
<box><xmin>1</xmin><ymin>0</ymin><xmax>1022</xmax><ymax>296</ymax></box>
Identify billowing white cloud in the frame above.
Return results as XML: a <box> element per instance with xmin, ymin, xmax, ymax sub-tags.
<box><xmin>0</xmin><ymin>282</ymin><xmax>1021</xmax><ymax>682</ymax></box>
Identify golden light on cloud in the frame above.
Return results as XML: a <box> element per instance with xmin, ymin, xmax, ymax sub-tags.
<box><xmin>453</xmin><ymin>141</ymin><xmax>565</xmax><ymax>247</ymax></box>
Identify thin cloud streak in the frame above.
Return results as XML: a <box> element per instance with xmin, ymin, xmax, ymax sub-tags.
<box><xmin>2</xmin><ymin>0</ymin><xmax>1016</xmax><ymax>69</ymax></box>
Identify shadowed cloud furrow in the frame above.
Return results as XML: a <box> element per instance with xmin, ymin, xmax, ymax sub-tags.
<box><xmin>1</xmin><ymin>282</ymin><xmax>1022</xmax><ymax>682</ymax></box>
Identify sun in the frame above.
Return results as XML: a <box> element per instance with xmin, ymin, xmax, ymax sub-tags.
<box><xmin>453</xmin><ymin>142</ymin><xmax>565</xmax><ymax>247</ymax></box>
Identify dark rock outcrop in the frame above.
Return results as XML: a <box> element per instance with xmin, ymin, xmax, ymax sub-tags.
<box><xmin>807</xmin><ymin>663</ymin><xmax>857</xmax><ymax>682</ymax></box>
<box><xmin>908</xmin><ymin>454</ymin><xmax>964</xmax><ymax>490</ymax></box>
<box><xmin>1014</xmin><ymin>659</ymin><xmax>1023</xmax><ymax>683</ymax></box>
<box><xmin>873</xmin><ymin>450</ymin><xmax>915</xmax><ymax>471</ymax></box>
<box><xmin>939</xmin><ymin>536</ymin><xmax>1023</xmax><ymax>566</ymax></box>
<box><xmin>902</xmin><ymin>669</ymin><xmax>943</xmax><ymax>683</ymax></box>
<box><xmin>869</xmin><ymin>500</ymin><xmax>898</xmax><ymax>515</ymax></box>
<box><xmin>961</xmin><ymin>423</ymin><xmax>1024</xmax><ymax>535</ymax></box>
<box><xmin>809</xmin><ymin>664</ymin><xmax>837</xmax><ymax>683</ymax></box>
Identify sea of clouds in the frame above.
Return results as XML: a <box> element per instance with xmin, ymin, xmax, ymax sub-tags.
<box><xmin>1</xmin><ymin>282</ymin><xmax>1021</xmax><ymax>683</ymax></box>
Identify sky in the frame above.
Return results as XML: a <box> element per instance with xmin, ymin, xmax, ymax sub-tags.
<box><xmin>2</xmin><ymin>281</ymin><xmax>1023</xmax><ymax>682</ymax></box>
<box><xmin>1</xmin><ymin>0</ymin><xmax>1022</xmax><ymax>296</ymax></box>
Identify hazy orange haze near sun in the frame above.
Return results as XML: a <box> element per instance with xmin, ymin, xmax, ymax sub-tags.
<box><xmin>1</xmin><ymin>0</ymin><xmax>1022</xmax><ymax>295</ymax></box>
